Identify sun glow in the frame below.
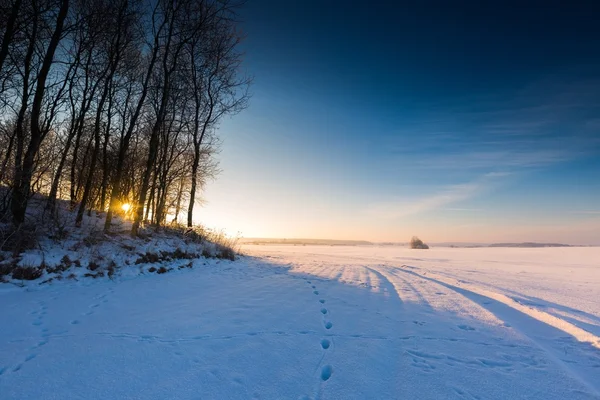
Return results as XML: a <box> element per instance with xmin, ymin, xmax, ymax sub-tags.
<box><xmin>121</xmin><ymin>203</ymin><xmax>131</xmax><ymax>212</ymax></box>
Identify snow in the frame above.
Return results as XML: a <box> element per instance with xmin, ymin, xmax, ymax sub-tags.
<box><xmin>1</xmin><ymin>245</ymin><xmax>600</xmax><ymax>399</ymax></box>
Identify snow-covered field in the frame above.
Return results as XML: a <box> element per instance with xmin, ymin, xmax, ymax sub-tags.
<box><xmin>1</xmin><ymin>245</ymin><xmax>599</xmax><ymax>399</ymax></box>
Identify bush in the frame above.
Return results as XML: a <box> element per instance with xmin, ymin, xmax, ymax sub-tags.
<box><xmin>410</xmin><ymin>236</ymin><xmax>429</xmax><ymax>249</ymax></box>
<box><xmin>215</xmin><ymin>244</ymin><xmax>236</xmax><ymax>261</ymax></box>
<box><xmin>12</xmin><ymin>266</ymin><xmax>44</xmax><ymax>280</ymax></box>
<box><xmin>87</xmin><ymin>261</ymin><xmax>101</xmax><ymax>271</ymax></box>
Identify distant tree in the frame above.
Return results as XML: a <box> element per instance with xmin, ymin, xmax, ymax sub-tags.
<box><xmin>410</xmin><ymin>236</ymin><xmax>429</xmax><ymax>249</ymax></box>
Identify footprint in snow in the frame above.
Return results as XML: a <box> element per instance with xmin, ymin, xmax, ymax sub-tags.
<box><xmin>457</xmin><ymin>324</ymin><xmax>475</xmax><ymax>331</ymax></box>
<box><xmin>320</xmin><ymin>308</ymin><xmax>327</xmax><ymax>315</ymax></box>
<box><xmin>313</xmin><ymin>290</ymin><xmax>319</xmax><ymax>295</ymax></box>
<box><xmin>319</xmin><ymin>299</ymin><xmax>325</xmax><ymax>304</ymax></box>
<box><xmin>232</xmin><ymin>377</ymin><xmax>244</xmax><ymax>385</ymax></box>
<box><xmin>324</xmin><ymin>321</ymin><xmax>333</xmax><ymax>330</ymax></box>
<box><xmin>320</xmin><ymin>365</ymin><xmax>333</xmax><ymax>381</ymax></box>
<box><xmin>321</xmin><ymin>339</ymin><xmax>331</xmax><ymax>349</ymax></box>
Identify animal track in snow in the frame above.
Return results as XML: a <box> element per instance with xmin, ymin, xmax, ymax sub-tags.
<box><xmin>321</xmin><ymin>339</ymin><xmax>331</xmax><ymax>349</ymax></box>
<box><xmin>313</xmin><ymin>290</ymin><xmax>319</xmax><ymax>295</ymax></box>
<box><xmin>320</xmin><ymin>308</ymin><xmax>327</xmax><ymax>315</ymax></box>
<box><xmin>324</xmin><ymin>321</ymin><xmax>332</xmax><ymax>329</ymax></box>
<box><xmin>319</xmin><ymin>299</ymin><xmax>325</xmax><ymax>304</ymax></box>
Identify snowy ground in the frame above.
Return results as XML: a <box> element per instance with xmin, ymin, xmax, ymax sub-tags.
<box><xmin>1</xmin><ymin>245</ymin><xmax>599</xmax><ymax>399</ymax></box>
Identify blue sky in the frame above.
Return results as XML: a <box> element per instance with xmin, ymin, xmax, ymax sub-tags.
<box><xmin>198</xmin><ymin>1</ymin><xmax>600</xmax><ymax>244</ymax></box>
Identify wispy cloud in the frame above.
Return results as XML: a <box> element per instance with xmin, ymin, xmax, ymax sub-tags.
<box><xmin>411</xmin><ymin>148</ymin><xmax>574</xmax><ymax>170</ymax></box>
<box><xmin>366</xmin><ymin>172</ymin><xmax>506</xmax><ymax>219</ymax></box>
<box><xmin>382</xmin><ymin>75</ymin><xmax>600</xmax><ymax>174</ymax></box>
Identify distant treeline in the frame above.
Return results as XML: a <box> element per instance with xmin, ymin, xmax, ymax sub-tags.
<box><xmin>239</xmin><ymin>238</ymin><xmax>374</xmax><ymax>246</ymax></box>
<box><xmin>241</xmin><ymin>239</ymin><xmax>575</xmax><ymax>248</ymax></box>
<box><xmin>487</xmin><ymin>243</ymin><xmax>571</xmax><ymax>248</ymax></box>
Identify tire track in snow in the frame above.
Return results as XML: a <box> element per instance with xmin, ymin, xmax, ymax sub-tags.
<box><xmin>396</xmin><ymin>266</ymin><xmax>600</xmax><ymax>350</ymax></box>
<box><xmin>393</xmin><ymin>266</ymin><xmax>600</xmax><ymax>396</ymax></box>
<box><xmin>384</xmin><ymin>266</ymin><xmax>503</xmax><ymax>329</ymax></box>
<box><xmin>362</xmin><ymin>266</ymin><xmax>403</xmax><ymax>306</ymax></box>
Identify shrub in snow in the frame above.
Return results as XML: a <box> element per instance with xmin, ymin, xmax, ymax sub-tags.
<box><xmin>410</xmin><ymin>236</ymin><xmax>429</xmax><ymax>249</ymax></box>
<box><xmin>12</xmin><ymin>266</ymin><xmax>43</xmax><ymax>280</ymax></box>
<box><xmin>87</xmin><ymin>261</ymin><xmax>101</xmax><ymax>271</ymax></box>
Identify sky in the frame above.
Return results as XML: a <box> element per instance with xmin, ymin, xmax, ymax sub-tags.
<box><xmin>197</xmin><ymin>0</ymin><xmax>600</xmax><ymax>245</ymax></box>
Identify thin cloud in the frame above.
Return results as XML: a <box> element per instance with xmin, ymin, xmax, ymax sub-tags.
<box><xmin>383</xmin><ymin>75</ymin><xmax>600</xmax><ymax>173</ymax></box>
<box><xmin>366</xmin><ymin>173</ymin><xmax>506</xmax><ymax>219</ymax></box>
<box><xmin>413</xmin><ymin>149</ymin><xmax>573</xmax><ymax>170</ymax></box>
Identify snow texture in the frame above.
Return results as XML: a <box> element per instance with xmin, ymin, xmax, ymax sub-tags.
<box><xmin>1</xmin><ymin>245</ymin><xmax>599</xmax><ymax>399</ymax></box>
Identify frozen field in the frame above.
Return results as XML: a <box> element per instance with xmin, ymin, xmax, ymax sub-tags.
<box><xmin>1</xmin><ymin>245</ymin><xmax>599</xmax><ymax>399</ymax></box>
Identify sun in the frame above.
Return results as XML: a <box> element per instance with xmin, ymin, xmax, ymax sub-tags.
<box><xmin>121</xmin><ymin>203</ymin><xmax>131</xmax><ymax>212</ymax></box>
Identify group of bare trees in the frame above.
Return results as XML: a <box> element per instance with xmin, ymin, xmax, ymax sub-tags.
<box><xmin>0</xmin><ymin>0</ymin><xmax>249</xmax><ymax>234</ymax></box>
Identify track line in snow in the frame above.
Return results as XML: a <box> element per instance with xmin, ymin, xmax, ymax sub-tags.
<box><xmin>393</xmin><ymin>266</ymin><xmax>600</xmax><ymax>396</ymax></box>
<box><xmin>397</xmin><ymin>266</ymin><xmax>600</xmax><ymax>350</ymax></box>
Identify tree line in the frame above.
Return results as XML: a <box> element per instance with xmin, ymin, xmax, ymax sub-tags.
<box><xmin>0</xmin><ymin>0</ymin><xmax>250</xmax><ymax>235</ymax></box>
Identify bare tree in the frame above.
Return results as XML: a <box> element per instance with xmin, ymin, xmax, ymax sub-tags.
<box><xmin>0</xmin><ymin>0</ymin><xmax>249</xmax><ymax>234</ymax></box>
<box><xmin>11</xmin><ymin>0</ymin><xmax>70</xmax><ymax>224</ymax></box>
<box><xmin>185</xmin><ymin>0</ymin><xmax>250</xmax><ymax>227</ymax></box>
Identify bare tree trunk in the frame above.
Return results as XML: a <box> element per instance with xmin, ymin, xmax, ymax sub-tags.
<box><xmin>12</xmin><ymin>0</ymin><xmax>69</xmax><ymax>225</ymax></box>
<box><xmin>132</xmin><ymin>1</ymin><xmax>188</xmax><ymax>236</ymax></box>
<box><xmin>47</xmin><ymin>49</ymin><xmax>92</xmax><ymax>212</ymax></box>
<box><xmin>145</xmin><ymin>168</ymin><xmax>158</xmax><ymax>223</ymax></box>
<box><xmin>0</xmin><ymin>130</ymin><xmax>16</xmax><ymax>182</ymax></box>
<box><xmin>172</xmin><ymin>175</ymin><xmax>184</xmax><ymax>224</ymax></box>
<box><xmin>0</xmin><ymin>0</ymin><xmax>22</xmax><ymax>75</ymax></box>
<box><xmin>132</xmin><ymin>89</ymin><xmax>169</xmax><ymax>234</ymax></box>
<box><xmin>99</xmin><ymin>84</ymin><xmax>114</xmax><ymax>211</ymax></box>
<box><xmin>76</xmin><ymin>22</ymin><xmax>123</xmax><ymax>225</ymax></box>
<box><xmin>104</xmin><ymin>2</ymin><xmax>167</xmax><ymax>232</ymax></box>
